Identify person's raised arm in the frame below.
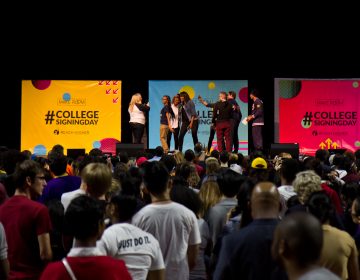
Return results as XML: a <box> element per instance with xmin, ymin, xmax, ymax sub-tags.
<box><xmin>198</xmin><ymin>95</ymin><xmax>208</xmax><ymax>107</ymax></box>
<box><xmin>137</xmin><ymin>102</ymin><xmax>150</xmax><ymax>112</ymax></box>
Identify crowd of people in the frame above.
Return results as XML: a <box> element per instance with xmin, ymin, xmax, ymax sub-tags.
<box><xmin>1</xmin><ymin>143</ymin><xmax>360</xmax><ymax>279</ymax></box>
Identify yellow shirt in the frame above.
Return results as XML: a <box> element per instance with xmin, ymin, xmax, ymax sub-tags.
<box><xmin>320</xmin><ymin>224</ymin><xmax>358</xmax><ymax>280</ymax></box>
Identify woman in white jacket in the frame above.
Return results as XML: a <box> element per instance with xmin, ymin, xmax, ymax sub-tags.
<box><xmin>128</xmin><ymin>93</ymin><xmax>150</xmax><ymax>144</ymax></box>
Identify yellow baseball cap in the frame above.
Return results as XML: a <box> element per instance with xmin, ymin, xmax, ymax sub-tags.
<box><xmin>251</xmin><ymin>157</ymin><xmax>268</xmax><ymax>169</ymax></box>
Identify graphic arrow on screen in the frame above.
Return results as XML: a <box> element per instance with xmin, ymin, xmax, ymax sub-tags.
<box><xmin>332</xmin><ymin>142</ymin><xmax>339</xmax><ymax>149</ymax></box>
<box><xmin>113</xmin><ymin>97</ymin><xmax>119</xmax><ymax>103</ymax></box>
<box><xmin>325</xmin><ymin>138</ymin><xmax>332</xmax><ymax>149</ymax></box>
<box><xmin>113</xmin><ymin>89</ymin><xmax>118</xmax><ymax>94</ymax></box>
<box><xmin>106</xmin><ymin>89</ymin><xmax>111</xmax><ymax>94</ymax></box>
<box><xmin>319</xmin><ymin>142</ymin><xmax>326</xmax><ymax>149</ymax></box>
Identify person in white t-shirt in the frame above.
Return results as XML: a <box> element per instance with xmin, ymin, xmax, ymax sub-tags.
<box><xmin>132</xmin><ymin>161</ymin><xmax>201</xmax><ymax>280</ymax></box>
<box><xmin>61</xmin><ymin>162</ymin><xmax>112</xmax><ymax>212</ymax></box>
<box><xmin>128</xmin><ymin>93</ymin><xmax>150</xmax><ymax>144</ymax></box>
<box><xmin>98</xmin><ymin>194</ymin><xmax>165</xmax><ymax>280</ymax></box>
<box><xmin>167</xmin><ymin>94</ymin><xmax>180</xmax><ymax>151</ymax></box>
<box><xmin>0</xmin><ymin>222</ymin><xmax>9</xmax><ymax>279</ymax></box>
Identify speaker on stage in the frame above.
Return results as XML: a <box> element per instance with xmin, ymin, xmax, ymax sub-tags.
<box><xmin>270</xmin><ymin>143</ymin><xmax>299</xmax><ymax>159</ymax></box>
<box><xmin>116</xmin><ymin>143</ymin><xmax>144</xmax><ymax>158</ymax></box>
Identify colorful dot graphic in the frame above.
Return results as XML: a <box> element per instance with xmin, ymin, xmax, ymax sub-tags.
<box><xmin>239</xmin><ymin>87</ymin><xmax>248</xmax><ymax>103</ymax></box>
<box><xmin>179</xmin><ymin>86</ymin><xmax>195</xmax><ymax>99</ymax></box>
<box><xmin>301</xmin><ymin>118</ymin><xmax>312</xmax><ymax>129</ymax></box>
<box><xmin>63</xmin><ymin>93</ymin><xmax>71</xmax><ymax>101</ymax></box>
<box><xmin>32</xmin><ymin>80</ymin><xmax>51</xmax><ymax>90</ymax></box>
<box><xmin>208</xmin><ymin>82</ymin><xmax>216</xmax><ymax>90</ymax></box>
<box><xmin>33</xmin><ymin>144</ymin><xmax>47</xmax><ymax>156</ymax></box>
<box><xmin>93</xmin><ymin>141</ymin><xmax>101</xmax><ymax>149</ymax></box>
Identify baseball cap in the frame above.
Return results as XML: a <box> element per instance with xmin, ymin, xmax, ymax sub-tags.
<box><xmin>230</xmin><ymin>163</ymin><xmax>243</xmax><ymax>174</ymax></box>
<box><xmin>251</xmin><ymin>157</ymin><xmax>268</xmax><ymax>169</ymax></box>
<box><xmin>136</xmin><ymin>157</ymin><xmax>147</xmax><ymax>167</ymax></box>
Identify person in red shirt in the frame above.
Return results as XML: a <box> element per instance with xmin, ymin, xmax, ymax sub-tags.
<box><xmin>0</xmin><ymin>160</ymin><xmax>53</xmax><ymax>279</ymax></box>
<box><xmin>40</xmin><ymin>195</ymin><xmax>131</xmax><ymax>280</ymax></box>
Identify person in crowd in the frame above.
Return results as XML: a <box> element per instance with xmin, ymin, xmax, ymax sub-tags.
<box><xmin>277</xmin><ymin>158</ymin><xmax>299</xmax><ymax>217</ymax></box>
<box><xmin>199</xmin><ymin>156</ymin><xmax>220</xmax><ymax>186</ymax></box>
<box><xmin>293</xmin><ymin>170</ymin><xmax>322</xmax><ymax>205</ymax></box>
<box><xmin>0</xmin><ymin>160</ymin><xmax>52</xmax><ymax>279</ymax></box>
<box><xmin>128</xmin><ymin>93</ymin><xmax>150</xmax><ymax>144</ymax></box>
<box><xmin>198</xmin><ymin>180</ymin><xmax>222</xmax><ymax>220</ymax></box>
<box><xmin>178</xmin><ymin>91</ymin><xmax>199</xmax><ymax>152</ymax></box>
<box><xmin>307</xmin><ymin>191</ymin><xmax>359</xmax><ymax>280</ymax></box>
<box><xmin>169</xmin><ymin>177</ymin><xmax>212</xmax><ymax>280</ymax></box>
<box><xmin>214</xmin><ymin>182</ymin><xmax>284</xmax><ymax>280</ymax></box>
<box><xmin>98</xmin><ymin>194</ymin><xmax>165</xmax><ymax>280</ymax></box>
<box><xmin>206</xmin><ymin>168</ymin><xmax>242</xmax><ymax>245</ymax></box>
<box><xmin>315</xmin><ymin>148</ymin><xmax>332</xmax><ymax>174</ymax></box>
<box><xmin>272</xmin><ymin>212</ymin><xmax>341</xmax><ymax>280</ymax></box>
<box><xmin>349</xmin><ymin>196</ymin><xmax>360</xmax><ymax>267</ymax></box>
<box><xmin>194</xmin><ymin>142</ymin><xmax>207</xmax><ymax>163</ymax></box>
<box><xmin>38</xmin><ymin>152</ymin><xmax>81</xmax><ymax>204</ymax></box>
<box><xmin>0</xmin><ymin>222</ymin><xmax>9</xmax><ymax>279</ymax></box>
<box><xmin>61</xmin><ymin>161</ymin><xmax>111</xmax><ymax>211</ymax></box>
<box><xmin>248</xmin><ymin>156</ymin><xmax>270</xmax><ymax>183</ymax></box>
<box><xmin>49</xmin><ymin>144</ymin><xmax>73</xmax><ymax>176</ymax></box>
<box><xmin>132</xmin><ymin>161</ymin><xmax>201</xmax><ymax>280</ymax></box>
<box><xmin>0</xmin><ymin>149</ymin><xmax>28</xmax><ymax>197</ymax></box>
<box><xmin>246</xmin><ymin>89</ymin><xmax>264</xmax><ymax>152</ymax></box>
<box><xmin>147</xmin><ymin>146</ymin><xmax>164</xmax><ymax>162</ymax></box>
<box><xmin>40</xmin><ymin>195</ymin><xmax>132</xmax><ymax>280</ymax></box>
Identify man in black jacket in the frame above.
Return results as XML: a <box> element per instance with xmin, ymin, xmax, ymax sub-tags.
<box><xmin>212</xmin><ymin>92</ymin><xmax>233</xmax><ymax>152</ymax></box>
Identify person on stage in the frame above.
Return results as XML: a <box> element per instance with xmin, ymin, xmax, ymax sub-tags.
<box><xmin>178</xmin><ymin>91</ymin><xmax>199</xmax><ymax>152</ymax></box>
<box><xmin>246</xmin><ymin>89</ymin><xmax>264</xmax><ymax>152</ymax></box>
<box><xmin>198</xmin><ymin>94</ymin><xmax>225</xmax><ymax>153</ymax></box>
<box><xmin>228</xmin><ymin>91</ymin><xmax>242</xmax><ymax>153</ymax></box>
<box><xmin>212</xmin><ymin>92</ymin><xmax>233</xmax><ymax>152</ymax></box>
<box><xmin>128</xmin><ymin>93</ymin><xmax>150</xmax><ymax>144</ymax></box>
<box><xmin>160</xmin><ymin>95</ymin><xmax>174</xmax><ymax>154</ymax></box>
<box><xmin>167</xmin><ymin>94</ymin><xmax>180</xmax><ymax>151</ymax></box>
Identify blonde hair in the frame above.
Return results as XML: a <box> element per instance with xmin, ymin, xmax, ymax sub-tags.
<box><xmin>198</xmin><ymin>180</ymin><xmax>222</xmax><ymax>218</ymax></box>
<box><xmin>188</xmin><ymin>164</ymin><xmax>200</xmax><ymax>188</ymax></box>
<box><xmin>173</xmin><ymin>150</ymin><xmax>185</xmax><ymax>165</ymax></box>
<box><xmin>81</xmin><ymin>162</ymin><xmax>113</xmax><ymax>198</ymax></box>
<box><xmin>228</xmin><ymin>153</ymin><xmax>238</xmax><ymax>162</ymax></box>
<box><xmin>129</xmin><ymin>93</ymin><xmax>142</xmax><ymax>112</ymax></box>
<box><xmin>293</xmin><ymin>170</ymin><xmax>322</xmax><ymax>204</ymax></box>
<box><xmin>205</xmin><ymin>157</ymin><xmax>220</xmax><ymax>175</ymax></box>
<box><xmin>105</xmin><ymin>178</ymin><xmax>121</xmax><ymax>202</ymax></box>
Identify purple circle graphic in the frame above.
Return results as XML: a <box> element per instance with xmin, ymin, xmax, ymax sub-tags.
<box><xmin>239</xmin><ymin>87</ymin><xmax>248</xmax><ymax>103</ymax></box>
<box><xmin>32</xmin><ymin>80</ymin><xmax>51</xmax><ymax>90</ymax></box>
